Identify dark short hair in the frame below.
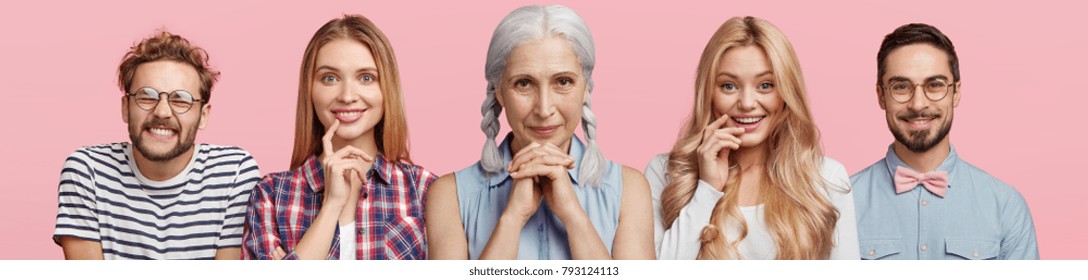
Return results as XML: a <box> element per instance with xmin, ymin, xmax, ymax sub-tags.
<box><xmin>876</xmin><ymin>23</ymin><xmax>959</xmax><ymax>85</ymax></box>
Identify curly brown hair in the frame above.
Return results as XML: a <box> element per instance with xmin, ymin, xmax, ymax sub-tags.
<box><xmin>117</xmin><ymin>31</ymin><xmax>220</xmax><ymax>102</ymax></box>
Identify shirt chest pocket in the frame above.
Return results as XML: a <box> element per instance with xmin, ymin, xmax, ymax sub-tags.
<box><xmin>944</xmin><ymin>238</ymin><xmax>999</xmax><ymax>260</ymax></box>
<box><xmin>378</xmin><ymin>216</ymin><xmax>426</xmax><ymax>260</ymax></box>
<box><xmin>859</xmin><ymin>239</ymin><xmax>902</xmax><ymax>260</ymax></box>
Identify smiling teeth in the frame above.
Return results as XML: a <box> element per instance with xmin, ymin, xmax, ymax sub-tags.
<box><xmin>734</xmin><ymin>117</ymin><xmax>763</xmax><ymax>124</ymax></box>
<box><xmin>336</xmin><ymin>111</ymin><xmax>361</xmax><ymax>117</ymax></box>
<box><xmin>150</xmin><ymin>128</ymin><xmax>175</xmax><ymax>136</ymax></box>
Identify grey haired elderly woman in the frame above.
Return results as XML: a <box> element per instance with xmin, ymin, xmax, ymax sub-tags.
<box><xmin>425</xmin><ymin>5</ymin><xmax>654</xmax><ymax>260</ymax></box>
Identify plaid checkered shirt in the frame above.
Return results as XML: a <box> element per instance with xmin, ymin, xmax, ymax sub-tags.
<box><xmin>242</xmin><ymin>154</ymin><xmax>436</xmax><ymax>260</ymax></box>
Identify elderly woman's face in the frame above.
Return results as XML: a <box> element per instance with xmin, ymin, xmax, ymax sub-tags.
<box><xmin>497</xmin><ymin>36</ymin><xmax>587</xmax><ymax>153</ymax></box>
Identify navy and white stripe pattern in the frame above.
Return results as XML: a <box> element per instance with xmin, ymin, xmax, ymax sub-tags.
<box><xmin>54</xmin><ymin>143</ymin><xmax>260</xmax><ymax>260</ymax></box>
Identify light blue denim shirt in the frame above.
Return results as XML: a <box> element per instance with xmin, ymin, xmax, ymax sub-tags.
<box><xmin>454</xmin><ymin>133</ymin><xmax>623</xmax><ymax>260</ymax></box>
<box><xmin>850</xmin><ymin>144</ymin><xmax>1039</xmax><ymax>259</ymax></box>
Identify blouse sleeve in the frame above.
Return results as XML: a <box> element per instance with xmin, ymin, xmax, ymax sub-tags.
<box><xmin>645</xmin><ymin>154</ymin><xmax>724</xmax><ymax>260</ymax></box>
<box><xmin>822</xmin><ymin>158</ymin><xmax>861</xmax><ymax>260</ymax></box>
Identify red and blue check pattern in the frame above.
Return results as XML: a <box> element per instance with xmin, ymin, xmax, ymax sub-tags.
<box><xmin>242</xmin><ymin>154</ymin><xmax>436</xmax><ymax>260</ymax></box>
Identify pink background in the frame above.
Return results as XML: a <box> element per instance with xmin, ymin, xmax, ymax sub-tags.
<box><xmin>2</xmin><ymin>0</ymin><xmax>1084</xmax><ymax>259</ymax></box>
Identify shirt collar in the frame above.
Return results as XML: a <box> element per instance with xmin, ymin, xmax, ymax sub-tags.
<box><xmin>489</xmin><ymin>132</ymin><xmax>586</xmax><ymax>187</ymax></box>
<box><xmin>301</xmin><ymin>153</ymin><xmax>393</xmax><ymax>193</ymax></box>
<box><xmin>883</xmin><ymin>144</ymin><xmax>961</xmax><ymax>191</ymax></box>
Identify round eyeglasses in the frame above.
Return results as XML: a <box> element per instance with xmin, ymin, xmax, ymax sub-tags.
<box><xmin>126</xmin><ymin>87</ymin><xmax>203</xmax><ymax>114</ymax></box>
<box><xmin>883</xmin><ymin>80</ymin><xmax>955</xmax><ymax>103</ymax></box>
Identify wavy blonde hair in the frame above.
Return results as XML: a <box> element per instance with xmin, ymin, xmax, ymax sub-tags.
<box><xmin>660</xmin><ymin>16</ymin><xmax>841</xmax><ymax>260</ymax></box>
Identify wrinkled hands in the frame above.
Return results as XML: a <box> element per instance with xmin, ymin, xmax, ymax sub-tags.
<box><xmin>504</xmin><ymin>142</ymin><xmax>579</xmax><ymax>223</ymax></box>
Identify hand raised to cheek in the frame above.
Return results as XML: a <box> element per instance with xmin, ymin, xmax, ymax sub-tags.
<box><xmin>320</xmin><ymin>120</ymin><xmax>375</xmax><ymax>208</ymax></box>
<box><xmin>697</xmin><ymin>114</ymin><xmax>744</xmax><ymax>191</ymax></box>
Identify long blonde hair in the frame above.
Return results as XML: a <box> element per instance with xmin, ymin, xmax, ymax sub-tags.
<box><xmin>660</xmin><ymin>16</ymin><xmax>840</xmax><ymax>259</ymax></box>
<box><xmin>290</xmin><ymin>15</ymin><xmax>412</xmax><ymax>169</ymax></box>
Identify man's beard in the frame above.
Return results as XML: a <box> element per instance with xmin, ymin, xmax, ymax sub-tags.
<box><xmin>128</xmin><ymin>116</ymin><xmax>198</xmax><ymax>162</ymax></box>
<box><xmin>889</xmin><ymin>109</ymin><xmax>952</xmax><ymax>153</ymax></box>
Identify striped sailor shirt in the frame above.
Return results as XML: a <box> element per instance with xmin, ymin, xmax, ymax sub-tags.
<box><xmin>53</xmin><ymin>143</ymin><xmax>260</xmax><ymax>259</ymax></box>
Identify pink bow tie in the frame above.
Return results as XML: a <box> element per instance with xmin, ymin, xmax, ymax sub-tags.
<box><xmin>894</xmin><ymin>166</ymin><xmax>949</xmax><ymax>197</ymax></box>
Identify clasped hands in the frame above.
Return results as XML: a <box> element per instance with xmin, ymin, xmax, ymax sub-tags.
<box><xmin>503</xmin><ymin>142</ymin><xmax>583</xmax><ymax>224</ymax></box>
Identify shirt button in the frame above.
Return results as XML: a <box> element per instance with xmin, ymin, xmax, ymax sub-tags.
<box><xmin>920</xmin><ymin>244</ymin><xmax>928</xmax><ymax>252</ymax></box>
<box><xmin>358</xmin><ymin>228</ymin><xmax>366</xmax><ymax>234</ymax></box>
<box><xmin>868</xmin><ymin>249</ymin><xmax>876</xmax><ymax>257</ymax></box>
<box><xmin>921</xmin><ymin>199</ymin><xmax>929</xmax><ymax>206</ymax></box>
<box><xmin>972</xmin><ymin>250</ymin><xmax>980</xmax><ymax>258</ymax></box>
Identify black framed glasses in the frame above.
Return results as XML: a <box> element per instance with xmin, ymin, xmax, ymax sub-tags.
<box><xmin>882</xmin><ymin>79</ymin><xmax>955</xmax><ymax>103</ymax></box>
<box><xmin>126</xmin><ymin>87</ymin><xmax>203</xmax><ymax>114</ymax></box>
